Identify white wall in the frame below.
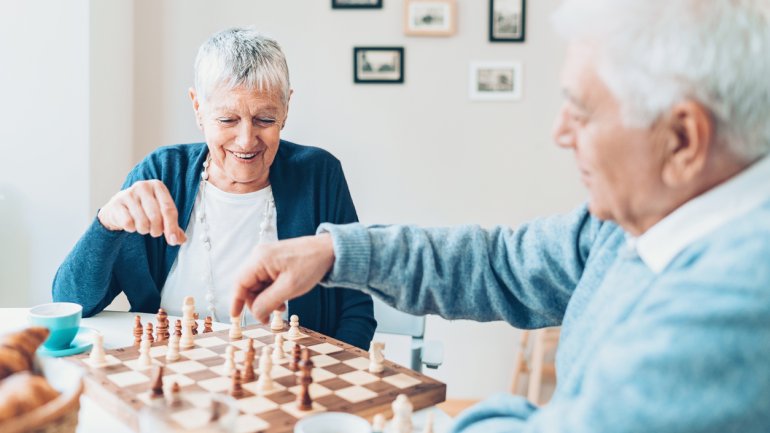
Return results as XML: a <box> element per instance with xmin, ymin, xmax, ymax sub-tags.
<box><xmin>131</xmin><ymin>0</ymin><xmax>585</xmax><ymax>399</ymax></box>
<box><xmin>0</xmin><ymin>0</ymin><xmax>91</xmax><ymax>307</ymax></box>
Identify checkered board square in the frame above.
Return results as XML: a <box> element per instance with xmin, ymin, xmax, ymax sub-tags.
<box><xmin>67</xmin><ymin>321</ymin><xmax>446</xmax><ymax>433</ymax></box>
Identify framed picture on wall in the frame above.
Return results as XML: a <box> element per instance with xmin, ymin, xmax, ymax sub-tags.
<box><xmin>404</xmin><ymin>0</ymin><xmax>457</xmax><ymax>36</ymax></box>
<box><xmin>332</xmin><ymin>0</ymin><xmax>383</xmax><ymax>9</ymax></box>
<box><xmin>469</xmin><ymin>61</ymin><xmax>522</xmax><ymax>101</ymax></box>
<box><xmin>489</xmin><ymin>0</ymin><xmax>526</xmax><ymax>42</ymax></box>
<box><xmin>354</xmin><ymin>47</ymin><xmax>405</xmax><ymax>84</ymax></box>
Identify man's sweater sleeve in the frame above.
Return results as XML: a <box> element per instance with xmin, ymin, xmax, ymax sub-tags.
<box><xmin>318</xmin><ymin>205</ymin><xmax>601</xmax><ymax>328</ymax></box>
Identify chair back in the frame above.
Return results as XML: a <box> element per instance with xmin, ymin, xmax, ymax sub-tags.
<box><xmin>372</xmin><ymin>297</ymin><xmax>425</xmax><ymax>338</ymax></box>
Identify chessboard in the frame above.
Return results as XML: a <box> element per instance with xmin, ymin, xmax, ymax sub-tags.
<box><xmin>67</xmin><ymin>320</ymin><xmax>446</xmax><ymax>433</ymax></box>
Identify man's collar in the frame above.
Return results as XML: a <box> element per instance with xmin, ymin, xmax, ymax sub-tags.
<box><xmin>633</xmin><ymin>155</ymin><xmax>770</xmax><ymax>273</ymax></box>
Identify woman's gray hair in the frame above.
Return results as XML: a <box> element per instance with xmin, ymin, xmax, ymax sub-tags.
<box><xmin>194</xmin><ymin>27</ymin><xmax>290</xmax><ymax>107</ymax></box>
<box><xmin>553</xmin><ymin>0</ymin><xmax>770</xmax><ymax>161</ymax></box>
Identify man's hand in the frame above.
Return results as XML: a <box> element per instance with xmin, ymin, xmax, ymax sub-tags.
<box><xmin>231</xmin><ymin>234</ymin><xmax>335</xmax><ymax>323</ymax></box>
<box><xmin>97</xmin><ymin>180</ymin><xmax>187</xmax><ymax>245</ymax></box>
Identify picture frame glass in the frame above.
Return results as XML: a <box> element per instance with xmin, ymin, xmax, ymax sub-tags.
<box><xmin>356</xmin><ymin>49</ymin><xmax>402</xmax><ymax>81</ymax></box>
<box><xmin>469</xmin><ymin>62</ymin><xmax>522</xmax><ymax>101</ymax></box>
<box><xmin>408</xmin><ymin>3</ymin><xmax>451</xmax><ymax>32</ymax></box>
<box><xmin>333</xmin><ymin>0</ymin><xmax>382</xmax><ymax>7</ymax></box>
<box><xmin>492</xmin><ymin>0</ymin><xmax>524</xmax><ymax>40</ymax></box>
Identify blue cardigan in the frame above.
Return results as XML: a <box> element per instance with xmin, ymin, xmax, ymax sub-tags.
<box><xmin>53</xmin><ymin>141</ymin><xmax>376</xmax><ymax>350</ymax></box>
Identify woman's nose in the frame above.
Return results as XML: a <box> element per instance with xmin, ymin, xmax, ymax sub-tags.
<box><xmin>552</xmin><ymin>104</ymin><xmax>575</xmax><ymax>149</ymax></box>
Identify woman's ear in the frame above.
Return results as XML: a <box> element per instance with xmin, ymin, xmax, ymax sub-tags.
<box><xmin>189</xmin><ymin>88</ymin><xmax>203</xmax><ymax>129</ymax></box>
<box><xmin>660</xmin><ymin>101</ymin><xmax>715</xmax><ymax>187</ymax></box>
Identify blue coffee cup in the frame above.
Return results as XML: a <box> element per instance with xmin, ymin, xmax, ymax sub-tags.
<box><xmin>28</xmin><ymin>302</ymin><xmax>83</xmax><ymax>350</ymax></box>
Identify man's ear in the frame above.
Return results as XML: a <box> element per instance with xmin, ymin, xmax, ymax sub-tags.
<box><xmin>660</xmin><ymin>101</ymin><xmax>715</xmax><ymax>187</ymax></box>
<box><xmin>189</xmin><ymin>88</ymin><xmax>202</xmax><ymax>129</ymax></box>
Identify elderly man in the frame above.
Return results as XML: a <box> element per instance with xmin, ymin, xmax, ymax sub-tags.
<box><xmin>231</xmin><ymin>0</ymin><xmax>770</xmax><ymax>431</ymax></box>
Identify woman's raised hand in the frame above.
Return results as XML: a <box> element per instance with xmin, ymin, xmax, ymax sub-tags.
<box><xmin>97</xmin><ymin>180</ymin><xmax>187</xmax><ymax>246</ymax></box>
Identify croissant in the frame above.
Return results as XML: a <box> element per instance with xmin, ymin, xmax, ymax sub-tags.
<box><xmin>0</xmin><ymin>327</ymin><xmax>49</xmax><ymax>381</ymax></box>
<box><xmin>0</xmin><ymin>372</ymin><xmax>60</xmax><ymax>423</ymax></box>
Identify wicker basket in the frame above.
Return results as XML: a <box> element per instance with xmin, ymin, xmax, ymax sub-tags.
<box><xmin>0</xmin><ymin>356</ymin><xmax>84</xmax><ymax>433</ymax></box>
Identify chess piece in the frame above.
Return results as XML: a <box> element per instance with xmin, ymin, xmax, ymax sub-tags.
<box><xmin>133</xmin><ymin>315</ymin><xmax>143</xmax><ymax>346</ymax></box>
<box><xmin>180</xmin><ymin>296</ymin><xmax>196</xmax><ymax>349</ymax></box>
<box><xmin>230</xmin><ymin>369</ymin><xmax>244</xmax><ymax>398</ymax></box>
<box><xmin>242</xmin><ymin>353</ymin><xmax>256</xmax><ymax>382</ymax></box>
<box><xmin>88</xmin><ymin>333</ymin><xmax>107</xmax><ymax>367</ymax></box>
<box><xmin>223</xmin><ymin>345</ymin><xmax>236</xmax><ymax>377</ymax></box>
<box><xmin>368</xmin><ymin>341</ymin><xmax>385</xmax><ymax>373</ymax></box>
<box><xmin>156</xmin><ymin>308</ymin><xmax>169</xmax><ymax>342</ymax></box>
<box><xmin>167</xmin><ymin>381</ymin><xmax>182</xmax><ymax>407</ymax></box>
<box><xmin>287</xmin><ymin>314</ymin><xmax>301</xmax><ymax>339</ymax></box>
<box><xmin>174</xmin><ymin>319</ymin><xmax>182</xmax><ymax>337</ymax></box>
<box><xmin>390</xmin><ymin>394</ymin><xmax>413</xmax><ymax>433</ymax></box>
<box><xmin>422</xmin><ymin>411</ymin><xmax>434</xmax><ymax>433</ymax></box>
<box><xmin>204</xmin><ymin>316</ymin><xmax>213</xmax><ymax>333</ymax></box>
<box><xmin>138</xmin><ymin>337</ymin><xmax>152</xmax><ymax>367</ymax></box>
<box><xmin>150</xmin><ymin>366</ymin><xmax>164</xmax><ymax>400</ymax></box>
<box><xmin>166</xmin><ymin>331</ymin><xmax>180</xmax><ymax>362</ymax></box>
<box><xmin>229</xmin><ymin>315</ymin><xmax>242</xmax><ymax>339</ymax></box>
<box><xmin>372</xmin><ymin>413</ymin><xmax>387</xmax><ymax>433</ymax></box>
<box><xmin>246</xmin><ymin>338</ymin><xmax>255</xmax><ymax>360</ymax></box>
<box><xmin>145</xmin><ymin>322</ymin><xmax>155</xmax><ymax>344</ymax></box>
<box><xmin>256</xmin><ymin>346</ymin><xmax>274</xmax><ymax>394</ymax></box>
<box><xmin>289</xmin><ymin>342</ymin><xmax>301</xmax><ymax>372</ymax></box>
<box><xmin>270</xmin><ymin>310</ymin><xmax>284</xmax><ymax>331</ymax></box>
<box><xmin>296</xmin><ymin>348</ymin><xmax>314</xmax><ymax>411</ymax></box>
<box><xmin>272</xmin><ymin>334</ymin><xmax>285</xmax><ymax>362</ymax></box>
<box><xmin>193</xmin><ymin>312</ymin><xmax>199</xmax><ymax>335</ymax></box>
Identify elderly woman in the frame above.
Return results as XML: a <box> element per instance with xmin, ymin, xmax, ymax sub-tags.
<box><xmin>52</xmin><ymin>27</ymin><xmax>375</xmax><ymax>350</ymax></box>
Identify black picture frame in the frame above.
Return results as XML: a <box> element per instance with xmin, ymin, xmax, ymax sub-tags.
<box><xmin>489</xmin><ymin>0</ymin><xmax>526</xmax><ymax>42</ymax></box>
<box><xmin>332</xmin><ymin>0</ymin><xmax>383</xmax><ymax>9</ymax></box>
<box><xmin>353</xmin><ymin>47</ymin><xmax>405</xmax><ymax>84</ymax></box>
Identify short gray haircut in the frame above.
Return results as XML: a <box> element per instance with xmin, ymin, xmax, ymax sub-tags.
<box><xmin>194</xmin><ymin>27</ymin><xmax>290</xmax><ymax>107</ymax></box>
<box><xmin>552</xmin><ymin>0</ymin><xmax>770</xmax><ymax>161</ymax></box>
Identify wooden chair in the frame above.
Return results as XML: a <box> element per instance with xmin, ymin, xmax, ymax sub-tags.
<box><xmin>510</xmin><ymin>327</ymin><xmax>561</xmax><ymax>405</ymax></box>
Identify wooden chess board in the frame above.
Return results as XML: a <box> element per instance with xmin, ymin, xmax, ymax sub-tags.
<box><xmin>67</xmin><ymin>323</ymin><xmax>446</xmax><ymax>433</ymax></box>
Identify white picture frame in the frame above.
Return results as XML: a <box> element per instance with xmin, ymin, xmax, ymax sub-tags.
<box><xmin>404</xmin><ymin>0</ymin><xmax>457</xmax><ymax>37</ymax></box>
<box><xmin>469</xmin><ymin>61</ymin><xmax>522</xmax><ymax>101</ymax></box>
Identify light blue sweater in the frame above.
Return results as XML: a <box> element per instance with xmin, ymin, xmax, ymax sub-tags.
<box><xmin>318</xmin><ymin>203</ymin><xmax>770</xmax><ymax>432</ymax></box>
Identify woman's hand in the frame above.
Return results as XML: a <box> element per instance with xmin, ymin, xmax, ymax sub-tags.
<box><xmin>97</xmin><ymin>180</ymin><xmax>187</xmax><ymax>246</ymax></box>
<box><xmin>231</xmin><ymin>234</ymin><xmax>335</xmax><ymax>323</ymax></box>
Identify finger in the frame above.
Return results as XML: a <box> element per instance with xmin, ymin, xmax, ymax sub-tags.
<box><xmin>123</xmin><ymin>193</ymin><xmax>151</xmax><ymax>235</ymax></box>
<box><xmin>113</xmin><ymin>204</ymin><xmax>136</xmax><ymax>232</ymax></box>
<box><xmin>139</xmin><ymin>193</ymin><xmax>164</xmax><ymax>238</ymax></box>
<box><xmin>250</xmin><ymin>275</ymin><xmax>296</xmax><ymax>324</ymax></box>
<box><xmin>152</xmin><ymin>182</ymin><xmax>185</xmax><ymax>245</ymax></box>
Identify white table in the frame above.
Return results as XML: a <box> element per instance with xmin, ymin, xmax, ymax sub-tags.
<box><xmin>1</xmin><ymin>308</ymin><xmax>453</xmax><ymax>433</ymax></box>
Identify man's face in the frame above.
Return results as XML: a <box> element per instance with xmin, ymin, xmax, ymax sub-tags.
<box><xmin>552</xmin><ymin>43</ymin><xmax>669</xmax><ymax>234</ymax></box>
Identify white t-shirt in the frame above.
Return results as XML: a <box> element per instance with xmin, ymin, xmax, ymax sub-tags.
<box><xmin>161</xmin><ymin>182</ymin><xmax>277</xmax><ymax>324</ymax></box>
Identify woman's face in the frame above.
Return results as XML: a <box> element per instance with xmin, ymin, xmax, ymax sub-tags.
<box><xmin>190</xmin><ymin>85</ymin><xmax>289</xmax><ymax>193</ymax></box>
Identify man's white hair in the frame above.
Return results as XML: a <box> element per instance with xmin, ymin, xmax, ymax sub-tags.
<box><xmin>552</xmin><ymin>0</ymin><xmax>770</xmax><ymax>161</ymax></box>
<box><xmin>194</xmin><ymin>27</ymin><xmax>290</xmax><ymax>107</ymax></box>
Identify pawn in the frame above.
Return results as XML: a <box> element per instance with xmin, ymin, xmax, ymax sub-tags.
<box><xmin>289</xmin><ymin>342</ymin><xmax>302</xmax><ymax>372</ymax></box>
<box><xmin>422</xmin><ymin>411</ymin><xmax>435</xmax><ymax>433</ymax></box>
<box><xmin>174</xmin><ymin>319</ymin><xmax>182</xmax><ymax>337</ymax></box>
<box><xmin>296</xmin><ymin>348</ymin><xmax>314</xmax><ymax>411</ymax></box>
<box><xmin>229</xmin><ymin>315</ymin><xmax>242</xmax><ymax>339</ymax></box>
<box><xmin>242</xmin><ymin>353</ymin><xmax>256</xmax><ymax>383</ymax></box>
<box><xmin>372</xmin><ymin>413</ymin><xmax>387</xmax><ymax>433</ymax></box>
<box><xmin>223</xmin><ymin>345</ymin><xmax>236</xmax><ymax>377</ymax></box>
<box><xmin>391</xmin><ymin>394</ymin><xmax>413</xmax><ymax>433</ymax></box>
<box><xmin>287</xmin><ymin>315</ymin><xmax>301</xmax><ymax>339</ymax></box>
<box><xmin>138</xmin><ymin>337</ymin><xmax>152</xmax><ymax>367</ymax></box>
<box><xmin>166</xmin><ymin>332</ymin><xmax>180</xmax><ymax>362</ymax></box>
<box><xmin>203</xmin><ymin>316</ymin><xmax>213</xmax><ymax>333</ymax></box>
<box><xmin>145</xmin><ymin>322</ymin><xmax>155</xmax><ymax>344</ymax></box>
<box><xmin>150</xmin><ymin>366</ymin><xmax>164</xmax><ymax>400</ymax></box>
<box><xmin>89</xmin><ymin>333</ymin><xmax>107</xmax><ymax>367</ymax></box>
<box><xmin>270</xmin><ymin>310</ymin><xmax>284</xmax><ymax>331</ymax></box>
<box><xmin>230</xmin><ymin>369</ymin><xmax>244</xmax><ymax>398</ymax></box>
<box><xmin>256</xmin><ymin>346</ymin><xmax>274</xmax><ymax>394</ymax></box>
<box><xmin>167</xmin><ymin>382</ymin><xmax>182</xmax><ymax>407</ymax></box>
<box><xmin>133</xmin><ymin>315</ymin><xmax>143</xmax><ymax>346</ymax></box>
<box><xmin>156</xmin><ymin>308</ymin><xmax>169</xmax><ymax>342</ymax></box>
<box><xmin>193</xmin><ymin>312</ymin><xmax>199</xmax><ymax>335</ymax></box>
<box><xmin>272</xmin><ymin>334</ymin><xmax>285</xmax><ymax>363</ymax></box>
<box><xmin>246</xmin><ymin>338</ymin><xmax>256</xmax><ymax>361</ymax></box>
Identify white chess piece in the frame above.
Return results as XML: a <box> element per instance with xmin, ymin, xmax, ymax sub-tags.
<box><xmin>390</xmin><ymin>394</ymin><xmax>413</xmax><ymax>433</ymax></box>
<box><xmin>138</xmin><ymin>338</ymin><xmax>152</xmax><ymax>367</ymax></box>
<box><xmin>166</xmin><ymin>332</ymin><xmax>180</xmax><ymax>362</ymax></box>
<box><xmin>89</xmin><ymin>333</ymin><xmax>107</xmax><ymax>367</ymax></box>
<box><xmin>256</xmin><ymin>346</ymin><xmax>274</xmax><ymax>394</ymax></box>
<box><xmin>270</xmin><ymin>310</ymin><xmax>284</xmax><ymax>331</ymax></box>
<box><xmin>287</xmin><ymin>314</ymin><xmax>301</xmax><ymax>339</ymax></box>
<box><xmin>272</xmin><ymin>334</ymin><xmax>285</xmax><ymax>362</ymax></box>
<box><xmin>229</xmin><ymin>315</ymin><xmax>243</xmax><ymax>339</ymax></box>
<box><xmin>422</xmin><ymin>411</ymin><xmax>434</xmax><ymax>433</ymax></box>
<box><xmin>372</xmin><ymin>413</ymin><xmax>387</xmax><ymax>433</ymax></box>
<box><xmin>368</xmin><ymin>341</ymin><xmax>385</xmax><ymax>373</ymax></box>
<box><xmin>223</xmin><ymin>345</ymin><xmax>236</xmax><ymax>376</ymax></box>
<box><xmin>180</xmin><ymin>296</ymin><xmax>196</xmax><ymax>349</ymax></box>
